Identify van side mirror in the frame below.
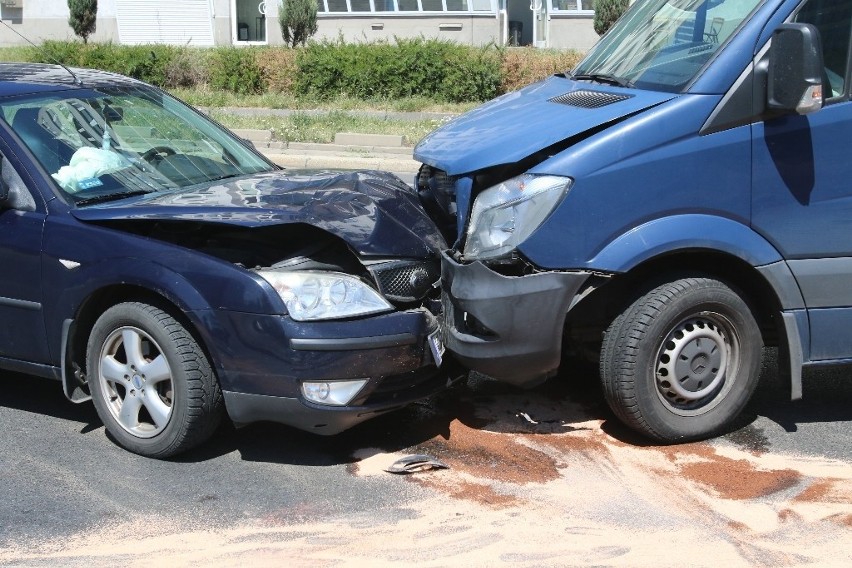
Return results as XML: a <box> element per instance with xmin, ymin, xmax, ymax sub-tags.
<box><xmin>768</xmin><ymin>23</ymin><xmax>825</xmax><ymax>115</ymax></box>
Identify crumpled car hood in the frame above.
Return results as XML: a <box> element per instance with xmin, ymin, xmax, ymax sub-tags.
<box><xmin>414</xmin><ymin>75</ymin><xmax>676</xmax><ymax>175</ymax></box>
<box><xmin>71</xmin><ymin>170</ymin><xmax>445</xmax><ymax>258</ymax></box>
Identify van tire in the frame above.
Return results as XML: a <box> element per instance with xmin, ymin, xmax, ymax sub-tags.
<box><xmin>600</xmin><ymin>277</ymin><xmax>762</xmax><ymax>442</ymax></box>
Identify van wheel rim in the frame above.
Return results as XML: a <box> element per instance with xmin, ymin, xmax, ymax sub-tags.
<box><xmin>655</xmin><ymin>314</ymin><xmax>738</xmax><ymax>417</ymax></box>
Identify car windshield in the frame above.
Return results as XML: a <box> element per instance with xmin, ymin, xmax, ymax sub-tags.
<box><xmin>0</xmin><ymin>86</ymin><xmax>274</xmax><ymax>205</ymax></box>
<box><xmin>573</xmin><ymin>0</ymin><xmax>764</xmax><ymax>93</ymax></box>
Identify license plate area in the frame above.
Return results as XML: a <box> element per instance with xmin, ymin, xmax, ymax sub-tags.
<box><xmin>428</xmin><ymin>329</ymin><xmax>445</xmax><ymax>367</ymax></box>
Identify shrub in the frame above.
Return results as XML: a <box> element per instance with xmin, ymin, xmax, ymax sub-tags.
<box><xmin>39</xmin><ymin>40</ymin><xmax>84</xmax><ymax>66</ymax></box>
<box><xmin>161</xmin><ymin>48</ymin><xmax>209</xmax><ymax>89</ymax></box>
<box><xmin>208</xmin><ymin>47</ymin><xmax>264</xmax><ymax>94</ymax></box>
<box><xmin>81</xmin><ymin>44</ymin><xmax>176</xmax><ymax>85</ymax></box>
<box><xmin>254</xmin><ymin>47</ymin><xmax>298</xmax><ymax>93</ymax></box>
<box><xmin>296</xmin><ymin>38</ymin><xmax>501</xmax><ymax>102</ymax></box>
<box><xmin>594</xmin><ymin>0</ymin><xmax>629</xmax><ymax>36</ymax></box>
<box><xmin>442</xmin><ymin>47</ymin><xmax>501</xmax><ymax>103</ymax></box>
<box><xmin>68</xmin><ymin>0</ymin><xmax>97</xmax><ymax>44</ymax></box>
<box><xmin>500</xmin><ymin>48</ymin><xmax>584</xmax><ymax>93</ymax></box>
<box><xmin>34</xmin><ymin>41</ymin><xmax>186</xmax><ymax>86</ymax></box>
<box><xmin>20</xmin><ymin>39</ymin><xmax>589</xmax><ymax>104</ymax></box>
<box><xmin>279</xmin><ymin>0</ymin><xmax>318</xmax><ymax>48</ymax></box>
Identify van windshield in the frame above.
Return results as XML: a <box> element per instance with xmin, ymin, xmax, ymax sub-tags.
<box><xmin>573</xmin><ymin>0</ymin><xmax>763</xmax><ymax>93</ymax></box>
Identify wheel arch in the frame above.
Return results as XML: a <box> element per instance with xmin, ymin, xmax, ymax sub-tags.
<box><xmin>62</xmin><ymin>284</ymin><xmax>220</xmax><ymax>404</ymax></box>
<box><xmin>566</xmin><ymin>248</ymin><xmax>803</xmax><ymax>400</ymax></box>
<box><xmin>616</xmin><ymin>250</ymin><xmax>784</xmax><ymax>341</ymax></box>
<box><xmin>586</xmin><ymin>214</ymin><xmax>784</xmax><ymax>272</ymax></box>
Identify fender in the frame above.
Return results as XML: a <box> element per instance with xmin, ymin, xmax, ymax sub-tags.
<box><xmin>586</xmin><ymin>214</ymin><xmax>784</xmax><ymax>272</ymax></box>
<box><xmin>48</xmin><ymin>256</ymin><xmax>277</xmax><ymax>400</ymax></box>
<box><xmin>55</xmin><ymin>260</ymin><xmax>221</xmax><ymax>405</ymax></box>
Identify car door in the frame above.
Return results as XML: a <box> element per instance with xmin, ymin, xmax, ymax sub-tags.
<box><xmin>0</xmin><ymin>151</ymin><xmax>49</xmax><ymax>364</ymax></box>
<box><xmin>751</xmin><ymin>0</ymin><xmax>852</xmax><ymax>361</ymax></box>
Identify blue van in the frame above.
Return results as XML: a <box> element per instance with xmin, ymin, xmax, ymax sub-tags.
<box><xmin>414</xmin><ymin>0</ymin><xmax>847</xmax><ymax>442</ymax></box>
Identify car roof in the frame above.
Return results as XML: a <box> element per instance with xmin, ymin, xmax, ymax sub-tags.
<box><xmin>0</xmin><ymin>63</ymin><xmax>143</xmax><ymax>97</ymax></box>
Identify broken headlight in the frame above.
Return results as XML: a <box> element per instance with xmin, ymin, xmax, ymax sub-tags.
<box><xmin>258</xmin><ymin>271</ymin><xmax>393</xmax><ymax>321</ymax></box>
<box><xmin>464</xmin><ymin>175</ymin><xmax>572</xmax><ymax>261</ymax></box>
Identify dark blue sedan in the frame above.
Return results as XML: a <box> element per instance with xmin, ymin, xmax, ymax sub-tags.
<box><xmin>0</xmin><ymin>63</ymin><xmax>452</xmax><ymax>457</ymax></box>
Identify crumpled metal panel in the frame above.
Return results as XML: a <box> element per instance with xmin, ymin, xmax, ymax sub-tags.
<box><xmin>414</xmin><ymin>75</ymin><xmax>675</xmax><ymax>176</ymax></box>
<box><xmin>71</xmin><ymin>170</ymin><xmax>446</xmax><ymax>259</ymax></box>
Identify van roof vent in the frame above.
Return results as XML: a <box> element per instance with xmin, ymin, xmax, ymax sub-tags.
<box><xmin>550</xmin><ymin>90</ymin><xmax>633</xmax><ymax>108</ymax></box>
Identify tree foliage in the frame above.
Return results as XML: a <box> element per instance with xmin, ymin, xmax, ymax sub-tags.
<box><xmin>594</xmin><ymin>0</ymin><xmax>628</xmax><ymax>36</ymax></box>
<box><xmin>68</xmin><ymin>0</ymin><xmax>97</xmax><ymax>44</ymax></box>
<box><xmin>279</xmin><ymin>0</ymin><xmax>318</xmax><ymax>48</ymax></box>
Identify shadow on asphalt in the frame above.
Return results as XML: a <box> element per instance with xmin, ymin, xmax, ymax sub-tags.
<box><xmin>3</xmin><ymin>346</ymin><xmax>852</xmax><ymax>466</ymax></box>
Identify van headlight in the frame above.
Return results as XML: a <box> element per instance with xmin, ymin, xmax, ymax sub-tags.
<box><xmin>258</xmin><ymin>271</ymin><xmax>393</xmax><ymax>321</ymax></box>
<box><xmin>464</xmin><ymin>175</ymin><xmax>572</xmax><ymax>260</ymax></box>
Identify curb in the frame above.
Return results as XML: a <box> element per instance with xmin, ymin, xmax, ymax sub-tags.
<box><xmin>228</xmin><ymin>122</ymin><xmax>422</xmax><ymax>176</ymax></box>
<box><xmin>264</xmin><ymin>151</ymin><xmax>419</xmax><ymax>176</ymax></box>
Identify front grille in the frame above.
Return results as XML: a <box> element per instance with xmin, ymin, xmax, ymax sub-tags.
<box><xmin>416</xmin><ymin>165</ymin><xmax>458</xmax><ymax>242</ymax></box>
<box><xmin>363</xmin><ymin>367</ymin><xmax>442</xmax><ymax>405</ymax></box>
<box><xmin>550</xmin><ymin>90</ymin><xmax>633</xmax><ymax>109</ymax></box>
<box><xmin>370</xmin><ymin>259</ymin><xmax>440</xmax><ymax>303</ymax></box>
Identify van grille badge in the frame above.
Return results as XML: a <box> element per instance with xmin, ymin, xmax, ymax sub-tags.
<box><xmin>550</xmin><ymin>90</ymin><xmax>633</xmax><ymax>108</ymax></box>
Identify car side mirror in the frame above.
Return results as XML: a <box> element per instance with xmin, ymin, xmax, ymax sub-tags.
<box><xmin>768</xmin><ymin>23</ymin><xmax>825</xmax><ymax>115</ymax></box>
<box><xmin>0</xmin><ymin>166</ymin><xmax>9</xmax><ymax>208</ymax></box>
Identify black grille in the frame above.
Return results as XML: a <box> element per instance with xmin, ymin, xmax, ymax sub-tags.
<box><xmin>549</xmin><ymin>90</ymin><xmax>632</xmax><ymax>109</ymax></box>
<box><xmin>368</xmin><ymin>367</ymin><xmax>439</xmax><ymax>399</ymax></box>
<box><xmin>370</xmin><ymin>260</ymin><xmax>440</xmax><ymax>303</ymax></box>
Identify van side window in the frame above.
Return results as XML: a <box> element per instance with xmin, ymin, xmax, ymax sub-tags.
<box><xmin>793</xmin><ymin>0</ymin><xmax>852</xmax><ymax>99</ymax></box>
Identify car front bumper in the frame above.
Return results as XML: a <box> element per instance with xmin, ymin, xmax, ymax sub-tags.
<box><xmin>440</xmin><ymin>251</ymin><xmax>592</xmax><ymax>387</ymax></box>
<box><xmin>201</xmin><ymin>305</ymin><xmax>460</xmax><ymax>434</ymax></box>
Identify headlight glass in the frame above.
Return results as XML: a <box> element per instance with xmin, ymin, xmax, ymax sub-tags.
<box><xmin>464</xmin><ymin>174</ymin><xmax>572</xmax><ymax>260</ymax></box>
<box><xmin>258</xmin><ymin>270</ymin><xmax>393</xmax><ymax>321</ymax></box>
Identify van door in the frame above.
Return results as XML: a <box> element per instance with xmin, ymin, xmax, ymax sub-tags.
<box><xmin>751</xmin><ymin>0</ymin><xmax>852</xmax><ymax>361</ymax></box>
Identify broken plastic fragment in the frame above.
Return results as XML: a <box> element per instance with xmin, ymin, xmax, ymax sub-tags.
<box><xmin>385</xmin><ymin>454</ymin><xmax>449</xmax><ymax>474</ymax></box>
<box><xmin>518</xmin><ymin>412</ymin><xmax>539</xmax><ymax>425</ymax></box>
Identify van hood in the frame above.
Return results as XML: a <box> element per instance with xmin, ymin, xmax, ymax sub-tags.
<box><xmin>71</xmin><ymin>170</ymin><xmax>445</xmax><ymax>258</ymax></box>
<box><xmin>414</xmin><ymin>75</ymin><xmax>676</xmax><ymax>176</ymax></box>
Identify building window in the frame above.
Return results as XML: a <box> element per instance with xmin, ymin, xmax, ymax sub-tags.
<box><xmin>318</xmin><ymin>0</ymin><xmax>496</xmax><ymax>12</ymax></box>
<box><xmin>551</xmin><ymin>0</ymin><xmax>594</xmax><ymax>13</ymax></box>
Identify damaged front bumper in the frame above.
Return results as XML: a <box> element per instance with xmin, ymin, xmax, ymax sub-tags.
<box><xmin>208</xmin><ymin>306</ymin><xmax>461</xmax><ymax>435</ymax></box>
<box><xmin>440</xmin><ymin>251</ymin><xmax>592</xmax><ymax>387</ymax></box>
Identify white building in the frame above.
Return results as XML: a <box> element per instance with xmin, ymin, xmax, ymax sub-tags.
<box><xmin>0</xmin><ymin>0</ymin><xmax>600</xmax><ymax>51</ymax></box>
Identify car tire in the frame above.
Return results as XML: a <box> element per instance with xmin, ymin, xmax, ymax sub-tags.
<box><xmin>87</xmin><ymin>302</ymin><xmax>223</xmax><ymax>458</ymax></box>
<box><xmin>600</xmin><ymin>277</ymin><xmax>762</xmax><ymax>442</ymax></box>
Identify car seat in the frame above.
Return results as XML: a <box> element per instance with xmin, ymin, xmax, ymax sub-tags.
<box><xmin>11</xmin><ymin>108</ymin><xmax>75</xmax><ymax>175</ymax></box>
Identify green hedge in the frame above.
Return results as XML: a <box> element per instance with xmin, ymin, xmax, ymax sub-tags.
<box><xmin>37</xmin><ymin>41</ymin><xmax>185</xmax><ymax>87</ymax></box>
<box><xmin>6</xmin><ymin>40</ymin><xmax>581</xmax><ymax>102</ymax></box>
<box><xmin>295</xmin><ymin>38</ymin><xmax>501</xmax><ymax>103</ymax></box>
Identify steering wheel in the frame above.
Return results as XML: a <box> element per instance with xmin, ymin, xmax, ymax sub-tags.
<box><xmin>141</xmin><ymin>145</ymin><xmax>177</xmax><ymax>164</ymax></box>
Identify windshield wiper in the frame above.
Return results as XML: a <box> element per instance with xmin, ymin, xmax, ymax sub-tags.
<box><xmin>571</xmin><ymin>73</ymin><xmax>634</xmax><ymax>88</ymax></box>
<box><xmin>75</xmin><ymin>189</ymin><xmax>154</xmax><ymax>206</ymax></box>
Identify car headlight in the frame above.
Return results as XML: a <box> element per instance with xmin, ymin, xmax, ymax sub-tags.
<box><xmin>464</xmin><ymin>175</ymin><xmax>572</xmax><ymax>260</ymax></box>
<box><xmin>258</xmin><ymin>270</ymin><xmax>393</xmax><ymax>321</ymax></box>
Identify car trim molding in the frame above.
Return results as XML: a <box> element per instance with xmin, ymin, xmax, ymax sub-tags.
<box><xmin>0</xmin><ymin>295</ymin><xmax>41</xmax><ymax>310</ymax></box>
<box><xmin>290</xmin><ymin>333</ymin><xmax>418</xmax><ymax>351</ymax></box>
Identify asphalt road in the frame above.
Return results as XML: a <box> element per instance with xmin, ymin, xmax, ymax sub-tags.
<box><xmin>0</xmin><ymin>348</ymin><xmax>850</xmax><ymax>566</ymax></box>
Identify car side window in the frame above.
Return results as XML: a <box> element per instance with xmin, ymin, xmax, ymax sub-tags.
<box><xmin>0</xmin><ymin>154</ymin><xmax>36</xmax><ymax>212</ymax></box>
<box><xmin>793</xmin><ymin>0</ymin><xmax>852</xmax><ymax>99</ymax></box>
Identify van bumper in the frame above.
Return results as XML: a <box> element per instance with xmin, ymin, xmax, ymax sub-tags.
<box><xmin>440</xmin><ymin>251</ymin><xmax>591</xmax><ymax>387</ymax></box>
